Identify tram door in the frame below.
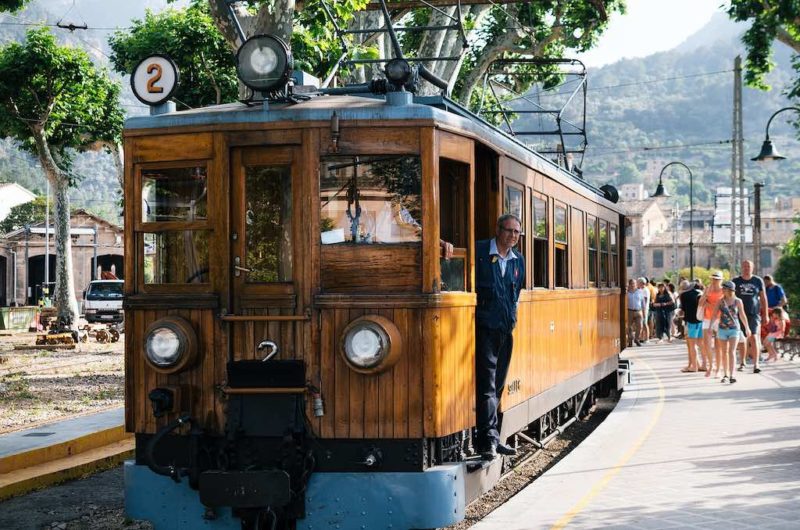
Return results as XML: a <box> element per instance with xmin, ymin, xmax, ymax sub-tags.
<box><xmin>229</xmin><ymin>147</ymin><xmax>305</xmax><ymax>361</ymax></box>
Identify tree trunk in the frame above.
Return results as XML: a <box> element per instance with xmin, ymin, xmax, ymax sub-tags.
<box><xmin>52</xmin><ymin>176</ymin><xmax>79</xmax><ymax>325</ymax></box>
<box><xmin>31</xmin><ymin>126</ymin><xmax>79</xmax><ymax>326</ymax></box>
<box><xmin>776</xmin><ymin>26</ymin><xmax>800</xmax><ymax>53</ymax></box>
<box><xmin>415</xmin><ymin>7</ymin><xmax>456</xmax><ymax>95</ymax></box>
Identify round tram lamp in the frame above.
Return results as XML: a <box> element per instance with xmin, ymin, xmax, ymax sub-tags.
<box><xmin>752</xmin><ymin>106</ymin><xmax>800</xmax><ymax>162</ymax></box>
<box><xmin>340</xmin><ymin>315</ymin><xmax>402</xmax><ymax>374</ymax></box>
<box><xmin>236</xmin><ymin>34</ymin><xmax>293</xmax><ymax>93</ymax></box>
<box><xmin>385</xmin><ymin>58</ymin><xmax>412</xmax><ymax>87</ymax></box>
<box><xmin>144</xmin><ymin>316</ymin><xmax>198</xmax><ymax>374</ymax></box>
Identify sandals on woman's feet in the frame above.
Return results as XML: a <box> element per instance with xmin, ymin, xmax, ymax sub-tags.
<box><xmin>729</xmin><ymin>377</ymin><xmax>737</xmax><ymax>384</ymax></box>
<box><xmin>721</xmin><ymin>376</ymin><xmax>729</xmax><ymax>383</ymax></box>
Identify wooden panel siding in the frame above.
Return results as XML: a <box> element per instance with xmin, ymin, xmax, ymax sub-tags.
<box><xmin>319</xmin><ymin>306</ymin><xmax>426</xmax><ymax>439</ymax></box>
<box><xmin>320</xmin><ymin>244</ymin><xmax>422</xmax><ymax>293</ymax></box>
<box><xmin>131</xmin><ymin>133</ymin><xmax>213</xmax><ymax>163</ymax></box>
<box><xmin>128</xmin><ymin>308</ymin><xmax>219</xmax><ymax>433</ymax></box>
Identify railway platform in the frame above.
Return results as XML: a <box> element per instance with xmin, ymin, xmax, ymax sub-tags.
<box><xmin>474</xmin><ymin>341</ymin><xmax>800</xmax><ymax>530</ymax></box>
<box><xmin>0</xmin><ymin>407</ymin><xmax>131</xmax><ymax>501</ymax></box>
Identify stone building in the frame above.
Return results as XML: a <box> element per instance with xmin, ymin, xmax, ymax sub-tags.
<box><xmin>621</xmin><ymin>199</ymin><xmax>669</xmax><ymax>280</ymax></box>
<box><xmin>0</xmin><ymin>209</ymin><xmax>123</xmax><ymax>306</ymax></box>
<box><xmin>621</xmin><ymin>184</ymin><xmax>797</xmax><ymax>281</ymax></box>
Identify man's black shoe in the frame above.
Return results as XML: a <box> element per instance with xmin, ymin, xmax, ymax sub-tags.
<box><xmin>496</xmin><ymin>442</ymin><xmax>517</xmax><ymax>456</ymax></box>
<box><xmin>480</xmin><ymin>446</ymin><xmax>497</xmax><ymax>460</ymax></box>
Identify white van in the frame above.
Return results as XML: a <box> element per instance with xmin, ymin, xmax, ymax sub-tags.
<box><xmin>82</xmin><ymin>280</ymin><xmax>124</xmax><ymax>323</ymax></box>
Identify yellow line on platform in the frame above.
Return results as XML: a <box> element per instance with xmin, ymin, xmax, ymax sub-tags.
<box><xmin>550</xmin><ymin>352</ymin><xmax>666</xmax><ymax>529</ymax></box>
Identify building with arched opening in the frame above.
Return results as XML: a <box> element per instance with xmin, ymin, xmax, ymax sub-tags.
<box><xmin>0</xmin><ymin>209</ymin><xmax>123</xmax><ymax>306</ymax></box>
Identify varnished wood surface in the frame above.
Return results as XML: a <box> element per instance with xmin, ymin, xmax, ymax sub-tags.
<box><xmin>321</xmin><ymin>244</ymin><xmax>422</xmax><ymax>293</ymax></box>
<box><xmin>124</xmin><ymin>115</ymin><xmax>624</xmax><ymax>440</ymax></box>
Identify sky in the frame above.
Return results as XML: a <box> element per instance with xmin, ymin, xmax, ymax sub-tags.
<box><xmin>575</xmin><ymin>0</ymin><xmax>726</xmax><ymax>67</ymax></box>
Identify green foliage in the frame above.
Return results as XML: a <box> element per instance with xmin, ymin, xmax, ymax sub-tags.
<box><xmin>667</xmin><ymin>267</ymin><xmax>730</xmax><ymax>288</ymax></box>
<box><xmin>727</xmin><ymin>0</ymin><xmax>800</xmax><ymax>90</ymax></box>
<box><xmin>0</xmin><ymin>196</ymin><xmax>49</xmax><ymax>234</ymax></box>
<box><xmin>0</xmin><ymin>0</ymin><xmax>29</xmax><ymax>12</ymax></box>
<box><xmin>109</xmin><ymin>2</ymin><xmax>239</xmax><ymax>109</ymax></box>
<box><xmin>774</xmin><ymin>254</ymin><xmax>800</xmax><ymax>314</ymax></box>
<box><xmin>292</xmin><ymin>0</ymin><xmax>369</xmax><ymax>79</ymax></box>
<box><xmin>0</xmin><ymin>27</ymin><xmax>123</xmax><ymax>177</ymax></box>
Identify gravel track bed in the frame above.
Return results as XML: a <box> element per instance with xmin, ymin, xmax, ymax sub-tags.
<box><xmin>0</xmin><ymin>332</ymin><xmax>124</xmax><ymax>434</ymax></box>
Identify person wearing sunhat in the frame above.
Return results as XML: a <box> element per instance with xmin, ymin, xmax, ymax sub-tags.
<box><xmin>710</xmin><ymin>280</ymin><xmax>751</xmax><ymax>384</ymax></box>
<box><xmin>698</xmin><ymin>271</ymin><xmax>724</xmax><ymax>377</ymax></box>
<box><xmin>679</xmin><ymin>280</ymin><xmax>704</xmax><ymax>372</ymax></box>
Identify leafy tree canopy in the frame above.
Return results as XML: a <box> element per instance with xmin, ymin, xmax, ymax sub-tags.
<box><xmin>0</xmin><ymin>27</ymin><xmax>123</xmax><ymax>322</ymax></box>
<box><xmin>0</xmin><ymin>196</ymin><xmax>48</xmax><ymax>235</ymax></box>
<box><xmin>0</xmin><ymin>27</ymin><xmax>124</xmax><ymax>176</ymax></box>
<box><xmin>109</xmin><ymin>1</ymin><xmax>239</xmax><ymax>108</ymax></box>
<box><xmin>771</xmin><ymin>216</ymin><xmax>800</xmax><ymax>314</ymax></box>
<box><xmin>727</xmin><ymin>1</ymin><xmax>800</xmax><ymax>93</ymax></box>
<box><xmin>0</xmin><ymin>0</ymin><xmax>29</xmax><ymax>12</ymax></box>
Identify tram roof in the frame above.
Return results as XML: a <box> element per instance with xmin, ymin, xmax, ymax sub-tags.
<box><xmin>125</xmin><ymin>94</ymin><xmax>620</xmax><ymax>211</ymax></box>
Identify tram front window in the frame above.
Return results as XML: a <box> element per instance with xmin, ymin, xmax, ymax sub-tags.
<box><xmin>144</xmin><ymin>231</ymin><xmax>210</xmax><ymax>284</ymax></box>
<box><xmin>320</xmin><ymin>155</ymin><xmax>422</xmax><ymax>245</ymax></box>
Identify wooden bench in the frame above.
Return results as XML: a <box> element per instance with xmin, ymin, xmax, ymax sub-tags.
<box><xmin>776</xmin><ymin>318</ymin><xmax>800</xmax><ymax>360</ymax></box>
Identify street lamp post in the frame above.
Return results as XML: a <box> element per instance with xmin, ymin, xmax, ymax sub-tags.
<box><xmin>652</xmin><ymin>162</ymin><xmax>694</xmax><ymax>280</ymax></box>
<box><xmin>752</xmin><ymin>106</ymin><xmax>800</xmax><ymax>162</ymax></box>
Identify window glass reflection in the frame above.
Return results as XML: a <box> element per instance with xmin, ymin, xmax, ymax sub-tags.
<box><xmin>144</xmin><ymin>231</ymin><xmax>209</xmax><ymax>284</ymax></box>
<box><xmin>320</xmin><ymin>156</ymin><xmax>422</xmax><ymax>245</ymax></box>
<box><xmin>142</xmin><ymin>166</ymin><xmax>207</xmax><ymax>223</ymax></box>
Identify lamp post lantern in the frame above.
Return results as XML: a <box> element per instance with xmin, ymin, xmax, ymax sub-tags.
<box><xmin>752</xmin><ymin>106</ymin><xmax>800</xmax><ymax>162</ymax></box>
<box><xmin>652</xmin><ymin>162</ymin><xmax>694</xmax><ymax>280</ymax></box>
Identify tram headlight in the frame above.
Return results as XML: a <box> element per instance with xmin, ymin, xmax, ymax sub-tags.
<box><xmin>236</xmin><ymin>34</ymin><xmax>293</xmax><ymax>93</ymax></box>
<box><xmin>144</xmin><ymin>316</ymin><xmax>197</xmax><ymax>374</ymax></box>
<box><xmin>385</xmin><ymin>58</ymin><xmax>412</xmax><ymax>85</ymax></box>
<box><xmin>340</xmin><ymin>315</ymin><xmax>402</xmax><ymax>374</ymax></box>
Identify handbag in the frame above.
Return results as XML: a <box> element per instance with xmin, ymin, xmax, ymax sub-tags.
<box><xmin>696</xmin><ymin>301</ymin><xmax>705</xmax><ymax>322</ymax></box>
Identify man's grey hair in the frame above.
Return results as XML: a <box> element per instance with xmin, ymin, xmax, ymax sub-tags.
<box><xmin>637</xmin><ymin>277</ymin><xmax>647</xmax><ymax>284</ymax></box>
<box><xmin>497</xmin><ymin>213</ymin><xmax>522</xmax><ymax>230</ymax></box>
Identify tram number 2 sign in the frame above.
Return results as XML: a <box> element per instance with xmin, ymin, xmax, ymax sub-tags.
<box><xmin>131</xmin><ymin>54</ymin><xmax>180</xmax><ymax>106</ymax></box>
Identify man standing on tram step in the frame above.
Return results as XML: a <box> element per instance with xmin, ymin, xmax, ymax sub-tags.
<box><xmin>733</xmin><ymin>260</ymin><xmax>768</xmax><ymax>374</ymax></box>
<box><xmin>475</xmin><ymin>214</ymin><xmax>525</xmax><ymax>460</ymax></box>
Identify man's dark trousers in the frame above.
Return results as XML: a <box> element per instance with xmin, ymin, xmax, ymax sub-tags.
<box><xmin>476</xmin><ymin>326</ymin><xmax>513</xmax><ymax>450</ymax></box>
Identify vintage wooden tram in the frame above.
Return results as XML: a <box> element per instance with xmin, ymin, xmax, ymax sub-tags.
<box><xmin>122</xmin><ymin>34</ymin><xmax>626</xmax><ymax>530</ymax></box>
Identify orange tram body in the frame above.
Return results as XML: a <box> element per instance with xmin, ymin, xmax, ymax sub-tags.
<box><xmin>123</xmin><ymin>90</ymin><xmax>627</xmax><ymax>529</ymax></box>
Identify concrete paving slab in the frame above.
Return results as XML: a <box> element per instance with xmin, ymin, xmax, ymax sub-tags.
<box><xmin>471</xmin><ymin>342</ymin><xmax>800</xmax><ymax>530</ymax></box>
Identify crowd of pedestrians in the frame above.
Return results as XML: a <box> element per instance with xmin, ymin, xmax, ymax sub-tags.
<box><xmin>626</xmin><ymin>260</ymin><xmax>791</xmax><ymax>385</ymax></box>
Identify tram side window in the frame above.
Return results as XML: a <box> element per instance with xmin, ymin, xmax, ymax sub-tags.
<box><xmin>504</xmin><ymin>181</ymin><xmax>525</xmax><ymax>253</ymax></box>
<box><xmin>440</xmin><ymin>158</ymin><xmax>469</xmax><ymax>291</ymax></box>
<box><xmin>555</xmin><ymin>204</ymin><xmax>568</xmax><ymax>288</ymax></box>
<box><xmin>610</xmin><ymin>224</ymin><xmax>619</xmax><ymax>286</ymax></box>
<box><xmin>532</xmin><ymin>193</ymin><xmax>548</xmax><ymax>287</ymax></box>
<box><xmin>140</xmin><ymin>166</ymin><xmax>210</xmax><ymax>285</ymax></box>
<box><xmin>587</xmin><ymin>215</ymin><xmax>598</xmax><ymax>287</ymax></box>
<box><xmin>319</xmin><ymin>155</ymin><xmax>422</xmax><ymax>245</ymax></box>
<box><xmin>600</xmin><ymin>220</ymin><xmax>609</xmax><ymax>286</ymax></box>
